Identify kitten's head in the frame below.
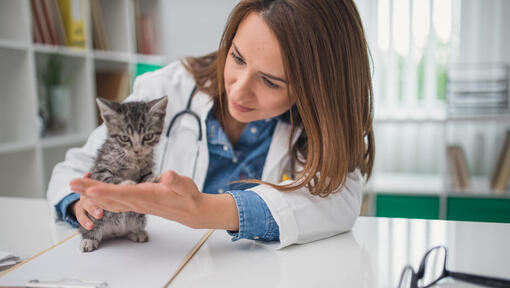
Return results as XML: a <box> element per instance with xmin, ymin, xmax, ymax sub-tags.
<box><xmin>96</xmin><ymin>96</ymin><xmax>168</xmax><ymax>159</ymax></box>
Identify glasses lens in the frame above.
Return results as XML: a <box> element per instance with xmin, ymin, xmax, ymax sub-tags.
<box><xmin>398</xmin><ymin>266</ymin><xmax>414</xmax><ymax>288</ymax></box>
<box><xmin>420</xmin><ymin>247</ymin><xmax>446</xmax><ymax>287</ymax></box>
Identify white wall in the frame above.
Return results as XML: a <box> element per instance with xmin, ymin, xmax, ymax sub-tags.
<box><xmin>455</xmin><ymin>0</ymin><xmax>510</xmax><ymax>64</ymax></box>
<box><xmin>160</xmin><ymin>0</ymin><xmax>240</xmax><ymax>61</ymax></box>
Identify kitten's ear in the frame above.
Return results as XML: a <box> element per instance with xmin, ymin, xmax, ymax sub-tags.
<box><xmin>147</xmin><ymin>96</ymin><xmax>168</xmax><ymax>117</ymax></box>
<box><xmin>96</xmin><ymin>98</ymin><xmax>120</xmax><ymax>122</ymax></box>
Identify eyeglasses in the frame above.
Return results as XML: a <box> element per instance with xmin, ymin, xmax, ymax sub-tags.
<box><xmin>398</xmin><ymin>245</ymin><xmax>510</xmax><ymax>288</ymax></box>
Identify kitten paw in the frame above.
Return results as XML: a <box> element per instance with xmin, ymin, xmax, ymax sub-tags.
<box><xmin>119</xmin><ymin>180</ymin><xmax>137</xmax><ymax>185</ymax></box>
<box><xmin>127</xmin><ymin>230</ymin><xmax>149</xmax><ymax>243</ymax></box>
<box><xmin>80</xmin><ymin>239</ymin><xmax>100</xmax><ymax>252</ymax></box>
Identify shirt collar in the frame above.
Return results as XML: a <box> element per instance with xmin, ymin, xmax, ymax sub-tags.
<box><xmin>206</xmin><ymin>109</ymin><xmax>278</xmax><ymax>147</ymax></box>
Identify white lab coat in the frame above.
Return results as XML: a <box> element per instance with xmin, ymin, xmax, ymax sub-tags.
<box><xmin>46</xmin><ymin>61</ymin><xmax>364</xmax><ymax>249</ymax></box>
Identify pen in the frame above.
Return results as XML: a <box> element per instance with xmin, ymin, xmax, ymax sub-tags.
<box><xmin>26</xmin><ymin>279</ymin><xmax>108</xmax><ymax>288</ymax></box>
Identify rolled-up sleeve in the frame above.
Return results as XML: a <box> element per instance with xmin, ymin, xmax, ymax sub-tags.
<box><xmin>54</xmin><ymin>192</ymin><xmax>81</xmax><ymax>228</ymax></box>
<box><xmin>225</xmin><ymin>190</ymin><xmax>280</xmax><ymax>242</ymax></box>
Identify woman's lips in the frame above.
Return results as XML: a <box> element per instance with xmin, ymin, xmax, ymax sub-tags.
<box><xmin>232</xmin><ymin>100</ymin><xmax>255</xmax><ymax>113</ymax></box>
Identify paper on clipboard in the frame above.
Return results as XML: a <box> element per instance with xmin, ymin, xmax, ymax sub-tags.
<box><xmin>0</xmin><ymin>216</ymin><xmax>211</xmax><ymax>288</ymax></box>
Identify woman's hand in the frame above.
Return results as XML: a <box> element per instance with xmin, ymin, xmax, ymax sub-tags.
<box><xmin>69</xmin><ymin>171</ymin><xmax>239</xmax><ymax>231</ymax></box>
<box><xmin>70</xmin><ymin>173</ymin><xmax>104</xmax><ymax>230</ymax></box>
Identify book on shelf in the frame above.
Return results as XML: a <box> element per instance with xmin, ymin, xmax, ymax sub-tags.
<box><xmin>446</xmin><ymin>63</ymin><xmax>509</xmax><ymax>115</ymax></box>
<box><xmin>95</xmin><ymin>71</ymin><xmax>130</xmax><ymax>125</ymax></box>
<box><xmin>40</xmin><ymin>0</ymin><xmax>58</xmax><ymax>45</ymax></box>
<box><xmin>31</xmin><ymin>0</ymin><xmax>51</xmax><ymax>44</ymax></box>
<box><xmin>447</xmin><ymin>145</ymin><xmax>470</xmax><ymax>191</ymax></box>
<box><xmin>32</xmin><ymin>12</ymin><xmax>43</xmax><ymax>44</ymax></box>
<box><xmin>90</xmin><ymin>0</ymin><xmax>108</xmax><ymax>50</ymax></box>
<box><xmin>134</xmin><ymin>0</ymin><xmax>155</xmax><ymax>55</ymax></box>
<box><xmin>30</xmin><ymin>0</ymin><xmax>68</xmax><ymax>46</ymax></box>
<box><xmin>490</xmin><ymin>130</ymin><xmax>510</xmax><ymax>194</ymax></box>
<box><xmin>140</xmin><ymin>15</ymin><xmax>155</xmax><ymax>54</ymax></box>
<box><xmin>133</xmin><ymin>0</ymin><xmax>143</xmax><ymax>53</ymax></box>
<box><xmin>57</xmin><ymin>0</ymin><xmax>86</xmax><ymax>48</ymax></box>
<box><xmin>47</xmin><ymin>0</ymin><xmax>68</xmax><ymax>45</ymax></box>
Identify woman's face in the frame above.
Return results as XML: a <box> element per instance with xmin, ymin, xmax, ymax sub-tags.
<box><xmin>224</xmin><ymin>12</ymin><xmax>292</xmax><ymax>123</ymax></box>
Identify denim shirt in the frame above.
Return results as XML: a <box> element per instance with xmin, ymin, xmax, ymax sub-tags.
<box><xmin>55</xmin><ymin>109</ymin><xmax>280</xmax><ymax>242</ymax></box>
<box><xmin>202</xmin><ymin>110</ymin><xmax>279</xmax><ymax>242</ymax></box>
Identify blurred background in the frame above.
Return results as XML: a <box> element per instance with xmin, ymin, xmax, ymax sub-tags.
<box><xmin>0</xmin><ymin>0</ymin><xmax>509</xmax><ymax>223</ymax></box>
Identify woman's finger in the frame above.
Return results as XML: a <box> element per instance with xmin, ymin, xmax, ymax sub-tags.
<box><xmin>90</xmin><ymin>198</ymin><xmax>132</xmax><ymax>213</ymax></box>
<box><xmin>75</xmin><ymin>203</ymin><xmax>94</xmax><ymax>230</ymax></box>
<box><xmin>82</xmin><ymin>199</ymin><xmax>103</xmax><ymax>220</ymax></box>
<box><xmin>71</xmin><ymin>178</ymin><xmax>139</xmax><ymax>199</ymax></box>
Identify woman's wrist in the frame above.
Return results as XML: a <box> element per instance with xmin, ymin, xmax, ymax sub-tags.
<box><xmin>196</xmin><ymin>193</ymin><xmax>239</xmax><ymax>231</ymax></box>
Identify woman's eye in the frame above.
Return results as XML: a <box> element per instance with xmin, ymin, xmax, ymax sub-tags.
<box><xmin>143</xmin><ymin>134</ymin><xmax>154</xmax><ymax>141</ymax></box>
<box><xmin>231</xmin><ymin>52</ymin><xmax>244</xmax><ymax>65</ymax></box>
<box><xmin>262</xmin><ymin>77</ymin><xmax>279</xmax><ymax>89</ymax></box>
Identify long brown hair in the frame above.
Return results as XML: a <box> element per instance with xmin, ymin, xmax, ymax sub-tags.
<box><xmin>183</xmin><ymin>0</ymin><xmax>374</xmax><ymax>197</ymax></box>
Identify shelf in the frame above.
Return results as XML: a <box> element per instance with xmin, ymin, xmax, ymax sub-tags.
<box><xmin>0</xmin><ymin>0</ymin><xmax>175</xmax><ymax>198</ymax></box>
<box><xmin>446</xmin><ymin>176</ymin><xmax>510</xmax><ymax>199</ymax></box>
<box><xmin>93</xmin><ymin>50</ymin><xmax>131</xmax><ymax>63</ymax></box>
<box><xmin>92</xmin><ymin>0</ymin><xmax>130</xmax><ymax>53</ymax></box>
<box><xmin>0</xmin><ymin>141</ymin><xmax>36</xmax><ymax>154</ymax></box>
<box><xmin>35</xmin><ymin>53</ymin><xmax>95</xmax><ymax>135</ymax></box>
<box><xmin>0</xmin><ymin>39</ymin><xmax>28</xmax><ymax>51</ymax></box>
<box><xmin>366</xmin><ymin>173</ymin><xmax>510</xmax><ymax>198</ymax></box>
<box><xmin>365</xmin><ymin>173</ymin><xmax>444</xmax><ymax>195</ymax></box>
<box><xmin>374</xmin><ymin>111</ymin><xmax>510</xmax><ymax>124</ymax></box>
<box><xmin>446</xmin><ymin>113</ymin><xmax>510</xmax><ymax>123</ymax></box>
<box><xmin>33</xmin><ymin>43</ymin><xmax>87</xmax><ymax>58</ymax></box>
<box><xmin>134</xmin><ymin>53</ymin><xmax>168</xmax><ymax>66</ymax></box>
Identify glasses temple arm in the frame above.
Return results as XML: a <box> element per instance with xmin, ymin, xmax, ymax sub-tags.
<box><xmin>447</xmin><ymin>270</ymin><xmax>510</xmax><ymax>288</ymax></box>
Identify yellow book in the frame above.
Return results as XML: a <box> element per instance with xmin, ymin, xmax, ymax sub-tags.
<box><xmin>57</xmin><ymin>0</ymin><xmax>85</xmax><ymax>48</ymax></box>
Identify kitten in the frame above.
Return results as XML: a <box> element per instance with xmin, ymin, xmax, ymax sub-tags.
<box><xmin>79</xmin><ymin>96</ymin><xmax>168</xmax><ymax>252</ymax></box>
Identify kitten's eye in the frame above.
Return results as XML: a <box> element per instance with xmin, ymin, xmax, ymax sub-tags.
<box><xmin>117</xmin><ymin>135</ymin><xmax>130</xmax><ymax>142</ymax></box>
<box><xmin>143</xmin><ymin>134</ymin><xmax>154</xmax><ymax>141</ymax></box>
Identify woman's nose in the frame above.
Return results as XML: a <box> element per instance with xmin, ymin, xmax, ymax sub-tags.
<box><xmin>232</xmin><ymin>72</ymin><xmax>254</xmax><ymax>97</ymax></box>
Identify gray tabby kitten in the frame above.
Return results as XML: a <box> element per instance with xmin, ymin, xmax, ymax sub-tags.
<box><xmin>79</xmin><ymin>96</ymin><xmax>168</xmax><ymax>252</ymax></box>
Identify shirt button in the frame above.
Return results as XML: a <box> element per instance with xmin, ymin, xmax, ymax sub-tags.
<box><xmin>254</xmin><ymin>236</ymin><xmax>260</xmax><ymax>240</ymax></box>
<box><xmin>232</xmin><ymin>157</ymin><xmax>238</xmax><ymax>163</ymax></box>
<box><xmin>218</xmin><ymin>188</ymin><xmax>224</xmax><ymax>194</ymax></box>
<box><xmin>250</xmin><ymin>126</ymin><xmax>258</xmax><ymax>134</ymax></box>
<box><xmin>223</xmin><ymin>145</ymin><xmax>228</xmax><ymax>151</ymax></box>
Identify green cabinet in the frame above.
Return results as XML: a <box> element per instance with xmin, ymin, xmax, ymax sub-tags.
<box><xmin>446</xmin><ymin>197</ymin><xmax>510</xmax><ymax>223</ymax></box>
<box><xmin>375</xmin><ymin>194</ymin><xmax>510</xmax><ymax>223</ymax></box>
<box><xmin>376</xmin><ymin>194</ymin><xmax>440</xmax><ymax>220</ymax></box>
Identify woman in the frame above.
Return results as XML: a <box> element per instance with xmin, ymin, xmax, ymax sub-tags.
<box><xmin>48</xmin><ymin>0</ymin><xmax>374</xmax><ymax>248</ymax></box>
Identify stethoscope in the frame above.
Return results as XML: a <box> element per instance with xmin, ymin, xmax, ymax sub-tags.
<box><xmin>159</xmin><ymin>85</ymin><xmax>203</xmax><ymax>179</ymax></box>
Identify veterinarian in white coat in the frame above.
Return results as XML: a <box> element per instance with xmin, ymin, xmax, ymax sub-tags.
<box><xmin>47</xmin><ymin>0</ymin><xmax>374</xmax><ymax>249</ymax></box>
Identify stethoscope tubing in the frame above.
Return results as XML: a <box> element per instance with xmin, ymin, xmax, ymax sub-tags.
<box><xmin>159</xmin><ymin>86</ymin><xmax>202</xmax><ymax>177</ymax></box>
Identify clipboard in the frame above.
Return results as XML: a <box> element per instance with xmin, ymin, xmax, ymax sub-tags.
<box><xmin>0</xmin><ymin>216</ymin><xmax>214</xmax><ymax>288</ymax></box>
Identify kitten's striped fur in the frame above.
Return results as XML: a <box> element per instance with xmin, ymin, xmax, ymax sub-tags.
<box><xmin>79</xmin><ymin>96</ymin><xmax>168</xmax><ymax>252</ymax></box>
